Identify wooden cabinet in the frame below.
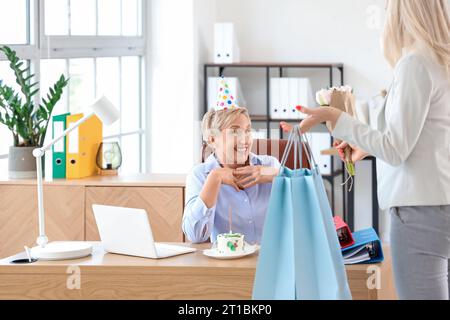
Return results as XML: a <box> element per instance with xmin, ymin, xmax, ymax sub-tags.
<box><xmin>0</xmin><ymin>174</ymin><xmax>186</xmax><ymax>259</ymax></box>
<box><xmin>85</xmin><ymin>187</ymin><xmax>184</xmax><ymax>242</ymax></box>
<box><xmin>0</xmin><ymin>185</ymin><xmax>85</xmax><ymax>258</ymax></box>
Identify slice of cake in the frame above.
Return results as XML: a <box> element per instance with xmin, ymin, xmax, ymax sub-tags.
<box><xmin>217</xmin><ymin>233</ymin><xmax>245</xmax><ymax>255</ymax></box>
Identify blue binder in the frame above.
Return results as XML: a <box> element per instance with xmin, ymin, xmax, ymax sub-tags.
<box><xmin>341</xmin><ymin>228</ymin><xmax>384</xmax><ymax>264</ymax></box>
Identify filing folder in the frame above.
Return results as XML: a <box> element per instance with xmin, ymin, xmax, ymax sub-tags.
<box><xmin>288</xmin><ymin>78</ymin><xmax>299</xmax><ymax>119</ymax></box>
<box><xmin>297</xmin><ymin>78</ymin><xmax>314</xmax><ymax>117</ymax></box>
<box><xmin>279</xmin><ymin>78</ymin><xmax>290</xmax><ymax>119</ymax></box>
<box><xmin>52</xmin><ymin>113</ymin><xmax>70</xmax><ymax>179</ymax></box>
<box><xmin>341</xmin><ymin>228</ymin><xmax>384</xmax><ymax>265</ymax></box>
<box><xmin>305</xmin><ymin>132</ymin><xmax>332</xmax><ymax>175</ymax></box>
<box><xmin>214</xmin><ymin>23</ymin><xmax>240</xmax><ymax>63</ymax></box>
<box><xmin>66</xmin><ymin>113</ymin><xmax>103</xmax><ymax>179</ymax></box>
<box><xmin>270</xmin><ymin>78</ymin><xmax>281</xmax><ymax>119</ymax></box>
<box><xmin>270</xmin><ymin>78</ymin><xmax>314</xmax><ymax>120</ymax></box>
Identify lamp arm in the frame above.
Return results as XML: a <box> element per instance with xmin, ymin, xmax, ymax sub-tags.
<box><xmin>32</xmin><ymin>111</ymin><xmax>94</xmax><ymax>248</ymax></box>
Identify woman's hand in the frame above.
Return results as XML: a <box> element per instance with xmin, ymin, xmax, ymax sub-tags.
<box><xmin>211</xmin><ymin>167</ymin><xmax>241</xmax><ymax>192</ymax></box>
<box><xmin>280</xmin><ymin>106</ymin><xmax>342</xmax><ymax>133</ymax></box>
<box><xmin>280</xmin><ymin>122</ymin><xmax>293</xmax><ymax>132</ymax></box>
<box><xmin>200</xmin><ymin>167</ymin><xmax>240</xmax><ymax>209</ymax></box>
<box><xmin>299</xmin><ymin>106</ymin><xmax>342</xmax><ymax>133</ymax></box>
<box><xmin>334</xmin><ymin>140</ymin><xmax>370</xmax><ymax>163</ymax></box>
<box><xmin>233</xmin><ymin>166</ymin><xmax>279</xmax><ymax>189</ymax></box>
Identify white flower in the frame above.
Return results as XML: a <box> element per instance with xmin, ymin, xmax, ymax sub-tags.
<box><xmin>316</xmin><ymin>89</ymin><xmax>332</xmax><ymax>106</ymax></box>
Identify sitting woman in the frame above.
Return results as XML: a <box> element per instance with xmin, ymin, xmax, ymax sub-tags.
<box><xmin>182</xmin><ymin>107</ymin><xmax>280</xmax><ymax>244</ymax></box>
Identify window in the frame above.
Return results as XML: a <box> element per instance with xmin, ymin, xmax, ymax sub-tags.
<box><xmin>0</xmin><ymin>0</ymin><xmax>145</xmax><ymax>175</ymax></box>
<box><xmin>0</xmin><ymin>0</ymin><xmax>28</xmax><ymax>44</ymax></box>
<box><xmin>44</xmin><ymin>0</ymin><xmax>142</xmax><ymax>36</ymax></box>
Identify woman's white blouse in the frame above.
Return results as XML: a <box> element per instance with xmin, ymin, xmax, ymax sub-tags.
<box><xmin>332</xmin><ymin>52</ymin><xmax>450</xmax><ymax>210</ymax></box>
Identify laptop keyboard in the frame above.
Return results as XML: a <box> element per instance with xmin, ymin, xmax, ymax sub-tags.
<box><xmin>154</xmin><ymin>243</ymin><xmax>195</xmax><ymax>257</ymax></box>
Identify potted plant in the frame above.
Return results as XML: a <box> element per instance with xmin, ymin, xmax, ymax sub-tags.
<box><xmin>0</xmin><ymin>46</ymin><xmax>69</xmax><ymax>179</ymax></box>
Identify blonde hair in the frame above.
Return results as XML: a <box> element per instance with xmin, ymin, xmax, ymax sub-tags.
<box><xmin>382</xmin><ymin>0</ymin><xmax>450</xmax><ymax>76</ymax></box>
<box><xmin>201</xmin><ymin>108</ymin><xmax>251</xmax><ymax>145</ymax></box>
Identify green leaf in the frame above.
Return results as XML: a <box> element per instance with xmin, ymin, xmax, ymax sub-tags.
<box><xmin>1</xmin><ymin>46</ymin><xmax>34</xmax><ymax>103</ymax></box>
<box><xmin>24</xmin><ymin>74</ymin><xmax>35</xmax><ymax>83</ymax></box>
<box><xmin>16</xmin><ymin>123</ymin><xmax>28</xmax><ymax>140</ymax></box>
<box><xmin>0</xmin><ymin>46</ymin><xmax>69</xmax><ymax>147</ymax></box>
<box><xmin>29</xmin><ymin>88</ymin><xmax>39</xmax><ymax>98</ymax></box>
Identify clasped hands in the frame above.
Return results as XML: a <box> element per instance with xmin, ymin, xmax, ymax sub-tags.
<box><xmin>212</xmin><ymin>166</ymin><xmax>279</xmax><ymax>192</ymax></box>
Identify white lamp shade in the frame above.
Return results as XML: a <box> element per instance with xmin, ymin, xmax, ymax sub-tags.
<box><xmin>90</xmin><ymin>96</ymin><xmax>120</xmax><ymax>126</ymax></box>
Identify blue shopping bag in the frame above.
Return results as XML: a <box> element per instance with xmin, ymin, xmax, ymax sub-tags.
<box><xmin>253</xmin><ymin>127</ymin><xmax>352</xmax><ymax>300</ymax></box>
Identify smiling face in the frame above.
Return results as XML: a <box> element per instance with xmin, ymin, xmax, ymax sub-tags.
<box><xmin>211</xmin><ymin>113</ymin><xmax>253</xmax><ymax>168</ymax></box>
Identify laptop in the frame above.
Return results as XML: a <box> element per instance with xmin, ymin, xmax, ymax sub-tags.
<box><xmin>92</xmin><ymin>204</ymin><xmax>196</xmax><ymax>259</ymax></box>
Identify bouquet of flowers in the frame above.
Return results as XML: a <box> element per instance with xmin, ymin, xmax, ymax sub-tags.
<box><xmin>316</xmin><ymin>86</ymin><xmax>356</xmax><ymax>184</ymax></box>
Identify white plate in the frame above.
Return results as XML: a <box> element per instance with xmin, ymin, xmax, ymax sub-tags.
<box><xmin>203</xmin><ymin>245</ymin><xmax>258</xmax><ymax>260</ymax></box>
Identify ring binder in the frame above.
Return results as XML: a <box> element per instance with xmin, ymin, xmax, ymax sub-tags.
<box><xmin>342</xmin><ymin>228</ymin><xmax>384</xmax><ymax>265</ymax></box>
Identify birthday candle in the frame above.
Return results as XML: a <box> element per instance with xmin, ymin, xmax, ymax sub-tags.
<box><xmin>228</xmin><ymin>205</ymin><xmax>232</xmax><ymax>234</ymax></box>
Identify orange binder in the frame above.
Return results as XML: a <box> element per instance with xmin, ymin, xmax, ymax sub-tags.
<box><xmin>66</xmin><ymin>113</ymin><xmax>103</xmax><ymax>179</ymax></box>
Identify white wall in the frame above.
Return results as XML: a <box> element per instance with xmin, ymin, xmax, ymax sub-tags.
<box><xmin>193</xmin><ymin>0</ymin><xmax>217</xmax><ymax>164</ymax></box>
<box><xmin>147</xmin><ymin>0</ymin><xmax>195</xmax><ymax>174</ymax></box>
<box><xmin>147</xmin><ymin>0</ymin><xmax>218</xmax><ymax>173</ymax></box>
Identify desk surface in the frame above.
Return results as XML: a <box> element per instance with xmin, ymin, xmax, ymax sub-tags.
<box><xmin>0</xmin><ymin>242</ymin><xmax>385</xmax><ymax>271</ymax></box>
<box><xmin>0</xmin><ymin>242</ymin><xmax>396</xmax><ymax>300</ymax></box>
<box><xmin>0</xmin><ymin>174</ymin><xmax>187</xmax><ymax>187</ymax></box>
<box><xmin>0</xmin><ymin>242</ymin><xmax>255</xmax><ymax>273</ymax></box>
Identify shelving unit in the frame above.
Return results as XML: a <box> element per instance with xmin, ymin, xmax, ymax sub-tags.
<box><xmin>203</xmin><ymin>62</ymin><xmax>349</xmax><ymax>218</ymax></box>
<box><xmin>204</xmin><ymin>62</ymin><xmax>344</xmax><ymax>135</ymax></box>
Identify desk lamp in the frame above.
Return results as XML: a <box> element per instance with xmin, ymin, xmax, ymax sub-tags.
<box><xmin>30</xmin><ymin>96</ymin><xmax>119</xmax><ymax>260</ymax></box>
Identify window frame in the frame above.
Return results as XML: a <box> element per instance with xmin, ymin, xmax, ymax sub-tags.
<box><xmin>0</xmin><ymin>0</ymin><xmax>146</xmax><ymax>173</ymax></box>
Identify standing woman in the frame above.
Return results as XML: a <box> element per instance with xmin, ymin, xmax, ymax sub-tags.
<box><xmin>285</xmin><ymin>0</ymin><xmax>450</xmax><ymax>300</ymax></box>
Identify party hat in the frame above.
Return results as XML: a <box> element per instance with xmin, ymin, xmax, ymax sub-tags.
<box><xmin>215</xmin><ymin>77</ymin><xmax>239</xmax><ymax>111</ymax></box>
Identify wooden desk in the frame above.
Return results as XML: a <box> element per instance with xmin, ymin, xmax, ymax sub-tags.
<box><xmin>0</xmin><ymin>242</ymin><xmax>396</xmax><ymax>300</ymax></box>
<box><xmin>0</xmin><ymin>174</ymin><xmax>187</xmax><ymax>258</ymax></box>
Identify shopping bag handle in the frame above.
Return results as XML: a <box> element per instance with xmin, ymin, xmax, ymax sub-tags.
<box><xmin>297</xmin><ymin>126</ymin><xmax>318</xmax><ymax>170</ymax></box>
<box><xmin>279</xmin><ymin>128</ymin><xmax>295</xmax><ymax>167</ymax></box>
<box><xmin>280</xmin><ymin>125</ymin><xmax>318</xmax><ymax>172</ymax></box>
